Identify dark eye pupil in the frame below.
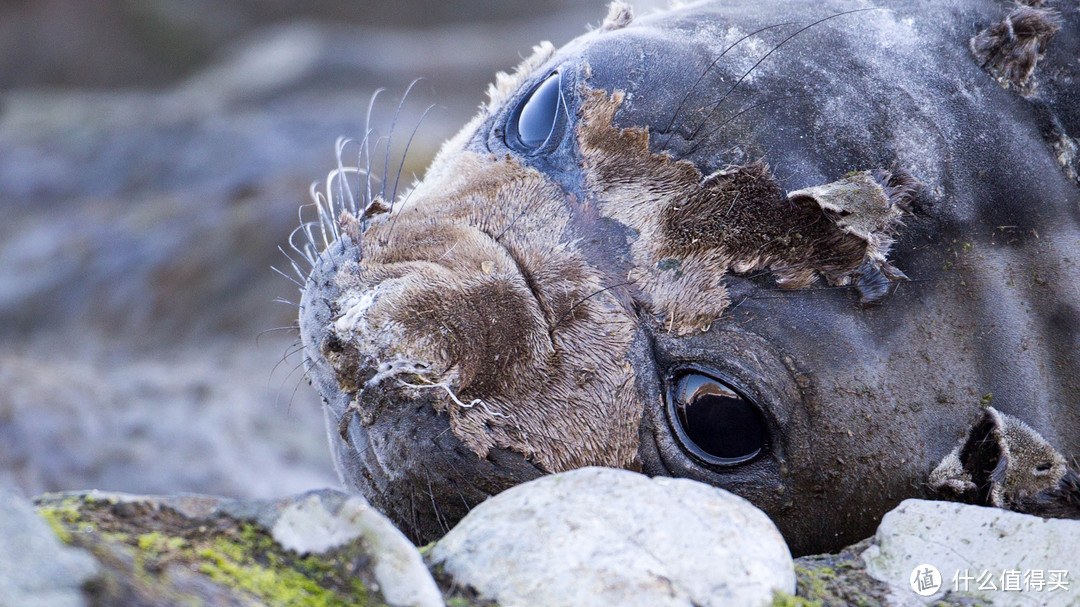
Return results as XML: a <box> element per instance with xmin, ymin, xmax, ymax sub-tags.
<box><xmin>510</xmin><ymin>73</ymin><xmax>562</xmax><ymax>149</ymax></box>
<box><xmin>670</xmin><ymin>373</ymin><xmax>765</xmax><ymax>466</ymax></box>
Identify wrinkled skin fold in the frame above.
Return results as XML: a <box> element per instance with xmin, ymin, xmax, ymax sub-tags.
<box><xmin>298</xmin><ymin>0</ymin><xmax>1080</xmax><ymax>555</ymax></box>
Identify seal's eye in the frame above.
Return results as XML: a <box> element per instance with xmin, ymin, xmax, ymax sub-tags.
<box><xmin>506</xmin><ymin>72</ymin><xmax>563</xmax><ymax>152</ymax></box>
<box><xmin>667</xmin><ymin>372</ymin><xmax>767</xmax><ymax>466</ymax></box>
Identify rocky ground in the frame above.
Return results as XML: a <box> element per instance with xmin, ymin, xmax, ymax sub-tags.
<box><xmin>5</xmin><ymin>467</ymin><xmax>1079</xmax><ymax>606</ymax></box>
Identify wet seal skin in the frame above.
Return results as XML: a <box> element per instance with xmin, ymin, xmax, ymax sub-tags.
<box><xmin>294</xmin><ymin>0</ymin><xmax>1080</xmax><ymax>556</ymax></box>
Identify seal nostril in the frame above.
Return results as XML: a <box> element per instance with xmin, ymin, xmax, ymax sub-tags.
<box><xmin>322</xmin><ymin>334</ymin><xmax>346</xmax><ymax>355</ymax></box>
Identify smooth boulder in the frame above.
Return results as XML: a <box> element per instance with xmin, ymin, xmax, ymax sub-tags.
<box><xmin>429</xmin><ymin>467</ymin><xmax>795</xmax><ymax>607</ymax></box>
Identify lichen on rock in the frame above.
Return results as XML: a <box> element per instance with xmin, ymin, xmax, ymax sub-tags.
<box><xmin>32</xmin><ymin>489</ymin><xmax>446</xmax><ymax>607</ymax></box>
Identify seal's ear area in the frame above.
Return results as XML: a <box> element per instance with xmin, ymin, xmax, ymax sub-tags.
<box><xmin>970</xmin><ymin>4</ymin><xmax>1061</xmax><ymax>94</ymax></box>
<box><xmin>928</xmin><ymin>406</ymin><xmax>1076</xmax><ymax>517</ymax></box>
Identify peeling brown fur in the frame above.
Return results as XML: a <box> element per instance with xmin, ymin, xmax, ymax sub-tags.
<box><xmin>578</xmin><ymin>89</ymin><xmax>915</xmax><ymax>333</ymax></box>
<box><xmin>970</xmin><ymin>4</ymin><xmax>1061</xmax><ymax>94</ymax></box>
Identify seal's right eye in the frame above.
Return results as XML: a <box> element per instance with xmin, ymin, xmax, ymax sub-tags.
<box><xmin>506</xmin><ymin>73</ymin><xmax>563</xmax><ymax>152</ymax></box>
<box><xmin>666</xmin><ymin>372</ymin><xmax>768</xmax><ymax>467</ymax></box>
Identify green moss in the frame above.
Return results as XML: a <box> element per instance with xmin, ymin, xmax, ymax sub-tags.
<box><xmin>772</xmin><ymin>590</ymin><xmax>823</xmax><ymax>607</ymax></box>
<box><xmin>197</xmin><ymin>543</ymin><xmax>370</xmax><ymax>607</ymax></box>
<box><xmin>136</xmin><ymin>531</ymin><xmax>186</xmax><ymax>554</ymax></box>
<box><xmin>34</xmin><ymin>496</ymin><xmax>386</xmax><ymax>607</ymax></box>
<box><xmin>37</xmin><ymin>507</ymin><xmax>75</xmax><ymax>544</ymax></box>
<box><xmin>239</xmin><ymin>522</ymin><xmax>276</xmax><ymax>549</ymax></box>
<box><xmin>36</xmin><ymin>499</ymin><xmax>99</xmax><ymax>544</ymax></box>
<box><xmin>792</xmin><ymin>542</ymin><xmax>890</xmax><ymax>606</ymax></box>
<box><xmin>795</xmin><ymin>563</ymin><xmax>833</xmax><ymax>599</ymax></box>
<box><xmin>297</xmin><ymin>553</ymin><xmax>338</xmax><ymax>577</ymax></box>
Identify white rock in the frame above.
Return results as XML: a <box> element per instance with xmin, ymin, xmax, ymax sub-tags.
<box><xmin>862</xmin><ymin>499</ymin><xmax>1080</xmax><ymax>606</ymax></box>
<box><xmin>270</xmin><ymin>493</ymin><xmax>444</xmax><ymax>607</ymax></box>
<box><xmin>429</xmin><ymin>467</ymin><xmax>794</xmax><ymax>607</ymax></box>
<box><xmin>0</xmin><ymin>486</ymin><xmax>98</xmax><ymax>607</ymax></box>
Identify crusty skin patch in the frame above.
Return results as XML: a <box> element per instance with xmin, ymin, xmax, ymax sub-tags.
<box><xmin>970</xmin><ymin>4</ymin><xmax>1061</xmax><ymax>95</ymax></box>
<box><xmin>577</xmin><ymin>89</ymin><xmax>916</xmax><ymax>334</ymax></box>
<box><xmin>327</xmin><ymin>150</ymin><xmax>642</xmax><ymax>474</ymax></box>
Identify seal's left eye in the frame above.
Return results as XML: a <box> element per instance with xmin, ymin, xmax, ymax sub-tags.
<box><xmin>667</xmin><ymin>372</ymin><xmax>767</xmax><ymax>466</ymax></box>
<box><xmin>506</xmin><ymin>73</ymin><xmax>563</xmax><ymax>152</ymax></box>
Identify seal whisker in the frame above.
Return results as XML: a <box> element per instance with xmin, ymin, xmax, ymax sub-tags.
<box><xmin>552</xmin><ymin>278</ymin><xmax>639</xmax><ymax>331</ymax></box>
<box><xmin>658</xmin><ymin>20</ymin><xmax>796</xmax><ymax>149</ymax></box>
<box><xmin>266</xmin><ymin>339</ymin><xmax>301</xmax><ymax>391</ymax></box>
<box><xmin>333</xmin><ymin>136</ymin><xmax>358</xmax><ymax>217</ymax></box>
<box><xmin>273</xmin><ymin>297</ymin><xmax>299</xmax><ymax>308</ymax></box>
<box><xmin>407</xmin><ymin>491</ymin><xmax>422</xmax><ymax>544</ymax></box>
<box><xmin>381</xmin><ymin>78</ymin><xmax>425</xmax><ymax>202</ymax></box>
<box><xmin>270</xmin><ymin>353</ymin><xmax>310</xmax><ymax>414</ymax></box>
<box><xmin>363</xmin><ymin>89</ymin><xmax>386</xmax><ymax>213</ymax></box>
<box><xmin>287</xmin><ymin>227</ymin><xmax>314</xmax><ymax>269</ymax></box>
<box><xmin>694</xmin><ymin>93</ymin><xmax>827</xmax><ymax>151</ymax></box>
<box><xmin>325</xmin><ymin>166</ymin><xmax>368</xmax><ymax>227</ymax></box>
<box><xmin>309</xmin><ymin>186</ymin><xmax>335</xmax><ymax>252</ymax></box>
<box><xmin>301</xmin><ymin>217</ymin><xmax>338</xmax><ymax>272</ymax></box>
<box><xmin>256</xmin><ymin>325</ymin><xmax>299</xmax><ymax>348</ymax></box>
<box><xmin>390</xmin><ymin>103</ymin><xmax>437</xmax><ymax>206</ymax></box>
<box><xmin>290</xmin><ymin>207</ymin><xmax>318</xmax><ymax>267</ymax></box>
<box><xmin>269</xmin><ymin>343</ymin><xmax>305</xmax><ymax>385</ymax></box>
<box><xmin>430</xmin><ymin>447</ymin><xmax>483</xmax><ymax>513</ymax></box>
<box><xmin>424</xmin><ymin>472</ymin><xmax>452</xmax><ymax>534</ymax></box>
<box><xmin>270</xmin><ymin>264</ymin><xmax>304</xmax><ymax>289</ymax></box>
<box><xmin>284</xmin><ymin>362</ymin><xmax>311</xmax><ymax>413</ymax></box>
<box><xmin>493</xmin><ymin>190</ymin><xmax>549</xmax><ymax>242</ymax></box>
<box><xmin>277</xmin><ymin>246</ymin><xmax>309</xmax><ymax>285</ymax></box>
<box><xmin>397</xmin><ymin>378</ymin><xmax>508</xmax><ymax>418</ymax></box>
<box><xmin>302</xmin><ymin>242</ymin><xmax>318</xmax><ymax>268</ymax></box>
<box><xmin>299</xmin><ymin>215</ymin><xmax>321</xmax><ymax>257</ymax></box>
<box><xmin>686</xmin><ymin>8</ymin><xmax>882</xmax><ymax>145</ymax></box>
<box><xmin>353</xmin><ymin>127</ymin><xmax>375</xmax><ymax>214</ymax></box>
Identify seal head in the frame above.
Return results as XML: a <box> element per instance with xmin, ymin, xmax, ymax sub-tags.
<box><xmin>299</xmin><ymin>0</ymin><xmax>1080</xmax><ymax>555</ymax></box>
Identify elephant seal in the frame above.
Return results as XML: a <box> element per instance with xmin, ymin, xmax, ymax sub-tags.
<box><xmin>296</xmin><ymin>0</ymin><xmax>1080</xmax><ymax>555</ymax></box>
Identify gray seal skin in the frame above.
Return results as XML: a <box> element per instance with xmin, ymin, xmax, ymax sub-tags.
<box><xmin>297</xmin><ymin>0</ymin><xmax>1080</xmax><ymax>556</ymax></box>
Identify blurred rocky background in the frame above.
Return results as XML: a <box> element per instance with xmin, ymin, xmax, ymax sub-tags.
<box><xmin>0</xmin><ymin>0</ymin><xmax>659</xmax><ymax>500</ymax></box>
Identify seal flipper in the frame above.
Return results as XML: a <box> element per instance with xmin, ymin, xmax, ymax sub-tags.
<box><xmin>929</xmin><ymin>406</ymin><xmax>1080</xmax><ymax>519</ymax></box>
